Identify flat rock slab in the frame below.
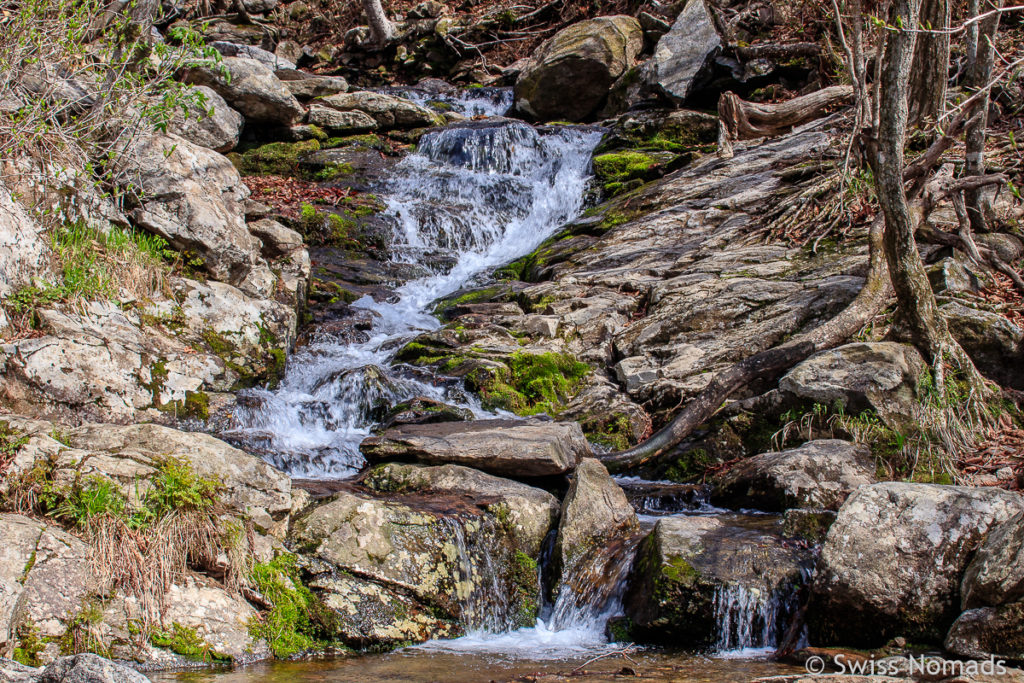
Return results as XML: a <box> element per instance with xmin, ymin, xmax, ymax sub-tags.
<box><xmin>360</xmin><ymin>418</ymin><xmax>589</xmax><ymax>477</ymax></box>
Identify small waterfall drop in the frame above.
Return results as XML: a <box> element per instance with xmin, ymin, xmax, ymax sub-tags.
<box><xmin>227</xmin><ymin>119</ymin><xmax>602</xmax><ymax>478</ymax></box>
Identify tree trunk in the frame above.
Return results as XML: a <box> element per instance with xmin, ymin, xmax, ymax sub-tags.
<box><xmin>964</xmin><ymin>0</ymin><xmax>1003</xmax><ymax>233</ymax></box>
<box><xmin>869</xmin><ymin>0</ymin><xmax>989</xmax><ymax>395</ymax></box>
<box><xmin>362</xmin><ymin>0</ymin><xmax>395</xmax><ymax>46</ymax></box>
<box><xmin>718</xmin><ymin>86</ymin><xmax>853</xmax><ymax>157</ymax></box>
<box><xmin>907</xmin><ymin>0</ymin><xmax>950</xmax><ymax>129</ymax></box>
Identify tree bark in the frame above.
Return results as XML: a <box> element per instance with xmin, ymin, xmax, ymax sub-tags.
<box><xmin>718</xmin><ymin>86</ymin><xmax>854</xmax><ymax>157</ymax></box>
<box><xmin>907</xmin><ymin>0</ymin><xmax>950</xmax><ymax>129</ymax></box>
<box><xmin>362</xmin><ymin>0</ymin><xmax>395</xmax><ymax>46</ymax></box>
<box><xmin>964</xmin><ymin>0</ymin><xmax>1003</xmax><ymax>232</ymax></box>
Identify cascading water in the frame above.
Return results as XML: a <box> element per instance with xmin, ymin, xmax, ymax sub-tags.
<box><xmin>227</xmin><ymin>118</ymin><xmax>602</xmax><ymax>479</ymax></box>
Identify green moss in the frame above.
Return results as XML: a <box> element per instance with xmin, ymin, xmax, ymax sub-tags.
<box><xmin>592</xmin><ymin>151</ymin><xmax>661</xmax><ymax>185</ymax></box>
<box><xmin>585</xmin><ymin>414</ymin><xmax>634</xmax><ymax>450</ymax></box>
<box><xmin>313</xmin><ymin>162</ymin><xmax>355</xmax><ymax>182</ymax></box>
<box><xmin>432</xmin><ymin>286</ymin><xmax>503</xmax><ymax>318</ymax></box>
<box><xmin>607</xmin><ymin>616</ymin><xmax>634</xmax><ymax>643</ymax></box>
<box><xmin>510</xmin><ymin>551</ymin><xmax>540</xmax><ymax>628</ymax></box>
<box><xmin>60</xmin><ymin>602</ymin><xmax>110</xmax><ymax>657</ymax></box>
<box><xmin>0</xmin><ymin>420</ymin><xmax>29</xmax><ymax>458</ymax></box>
<box><xmin>474</xmin><ymin>351</ymin><xmax>590</xmax><ymax>417</ymax></box>
<box><xmin>661</xmin><ymin>557</ymin><xmax>700</xmax><ymax>585</ymax></box>
<box><xmin>323</xmin><ymin>133</ymin><xmax>388</xmax><ymax>151</ymax></box>
<box><xmin>234</xmin><ymin>140</ymin><xmax>321</xmax><ymax>178</ymax></box>
<box><xmin>664</xmin><ymin>448</ymin><xmax>713</xmax><ymax>483</ymax></box>
<box><xmin>247</xmin><ymin>554</ymin><xmax>342</xmax><ymax>658</ymax></box>
<box><xmin>13</xmin><ymin>621</ymin><xmax>44</xmax><ymax>666</ymax></box>
<box><xmin>182</xmin><ymin>390</ymin><xmax>210</xmax><ymax>420</ymax></box>
<box><xmin>151</xmin><ymin>623</ymin><xmax>230</xmax><ymax>662</ymax></box>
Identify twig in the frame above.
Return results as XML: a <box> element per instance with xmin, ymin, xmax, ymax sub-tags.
<box><xmin>570</xmin><ymin>644</ymin><xmax>639</xmax><ymax>674</ymax></box>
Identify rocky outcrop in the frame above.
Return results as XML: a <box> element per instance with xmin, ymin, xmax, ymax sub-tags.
<box><xmin>780</xmin><ymin>342</ymin><xmax>926</xmax><ymax>426</ymax></box>
<box><xmin>127</xmin><ymin>132</ymin><xmax>258</xmax><ymax>284</ymax></box>
<box><xmin>166</xmin><ymin>86</ymin><xmax>243</xmax><ymax>154</ymax></box>
<box><xmin>556</xmin><ymin>458</ymin><xmax>637</xmax><ymax>577</ymax></box>
<box><xmin>646</xmin><ymin>0</ymin><xmax>722</xmax><ymax>103</ymax></box>
<box><xmin>180</xmin><ymin>57</ymin><xmax>304</xmax><ymax>125</ymax></box>
<box><xmin>514</xmin><ymin>16</ymin><xmax>643</xmax><ymax>121</ymax></box>
<box><xmin>0</xmin><ymin>184</ymin><xmax>48</xmax><ymax>300</ymax></box>
<box><xmin>276</xmin><ymin>70</ymin><xmax>349</xmax><ymax>100</ymax></box>
<box><xmin>8</xmin><ymin>654</ymin><xmax>150</xmax><ymax>683</ymax></box>
<box><xmin>809</xmin><ymin>483</ymin><xmax>1024</xmax><ymax>647</ymax></box>
<box><xmin>624</xmin><ymin>514</ymin><xmax>812</xmax><ymax>647</ymax></box>
<box><xmin>711</xmin><ymin>440</ymin><xmax>875</xmax><ymax>511</ymax></box>
<box><xmin>306</xmin><ymin>105</ymin><xmax>378</xmax><ymax>134</ymax></box>
<box><xmin>290</xmin><ymin>478</ymin><xmax>554</xmax><ymax>646</ymax></box>
<box><xmin>942</xmin><ymin>301</ymin><xmax>1024</xmax><ymax>389</ymax></box>
<box><xmin>317</xmin><ymin>92</ymin><xmax>443</xmax><ymax>130</ymax></box>
<box><xmin>361</xmin><ymin>419</ymin><xmax>589</xmax><ymax>477</ymax></box>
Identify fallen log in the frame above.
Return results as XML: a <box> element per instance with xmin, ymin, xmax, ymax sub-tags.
<box><xmin>717</xmin><ymin>85</ymin><xmax>854</xmax><ymax>158</ymax></box>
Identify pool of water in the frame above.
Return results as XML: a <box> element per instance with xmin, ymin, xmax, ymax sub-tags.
<box><xmin>149</xmin><ymin>648</ymin><xmax>802</xmax><ymax>683</ymax></box>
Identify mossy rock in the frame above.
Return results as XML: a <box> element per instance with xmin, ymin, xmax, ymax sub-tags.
<box><xmin>233</xmin><ymin>140</ymin><xmax>321</xmax><ymax>178</ymax></box>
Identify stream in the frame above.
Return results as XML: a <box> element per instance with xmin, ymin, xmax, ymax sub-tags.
<box><xmin>201</xmin><ymin>88</ymin><xmax>805</xmax><ymax>682</ymax></box>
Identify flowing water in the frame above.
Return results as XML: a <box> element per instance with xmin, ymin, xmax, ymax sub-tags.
<box><xmin>206</xmin><ymin>89</ymin><xmax>809</xmax><ymax>681</ymax></box>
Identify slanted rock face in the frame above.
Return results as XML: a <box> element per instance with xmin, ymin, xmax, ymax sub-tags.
<box><xmin>945</xmin><ymin>604</ymin><xmax>1024</xmax><ymax>661</ymax></box>
<box><xmin>711</xmin><ymin>440</ymin><xmax>875</xmax><ymax>511</ymax></box>
<box><xmin>360</xmin><ymin>418</ymin><xmax>589</xmax><ymax>477</ymax></box>
<box><xmin>556</xmin><ymin>458</ymin><xmax>637</xmax><ymax>576</ymax></box>
<box><xmin>647</xmin><ymin>0</ymin><xmax>722</xmax><ymax>103</ymax></box>
<box><xmin>624</xmin><ymin>515</ymin><xmax>813</xmax><ymax>647</ymax></box>
<box><xmin>809</xmin><ymin>483</ymin><xmax>1024</xmax><ymax>647</ymax></box>
<box><xmin>38</xmin><ymin>654</ymin><xmax>150</xmax><ymax>683</ymax></box>
<box><xmin>127</xmin><ymin>132</ymin><xmax>258</xmax><ymax>285</ymax></box>
<box><xmin>514</xmin><ymin>15</ymin><xmax>643</xmax><ymax>122</ymax></box>
<box><xmin>180</xmin><ymin>57</ymin><xmax>304</xmax><ymax>125</ymax></box>
<box><xmin>961</xmin><ymin>510</ymin><xmax>1024</xmax><ymax>610</ymax></box>
<box><xmin>779</xmin><ymin>342</ymin><xmax>926</xmax><ymax>426</ymax></box>
<box><xmin>0</xmin><ymin>183</ymin><xmax>48</xmax><ymax>299</ymax></box>
<box><xmin>166</xmin><ymin>86</ymin><xmax>243</xmax><ymax>154</ymax></box>
<box><xmin>276</xmin><ymin>70</ymin><xmax>349</xmax><ymax>100</ymax></box>
<box><xmin>941</xmin><ymin>301</ymin><xmax>1024</xmax><ymax>389</ymax></box>
<box><xmin>317</xmin><ymin>92</ymin><xmax>443</xmax><ymax>130</ymax></box>
<box><xmin>291</xmin><ymin>479</ymin><xmax>554</xmax><ymax>646</ymax></box>
<box><xmin>209</xmin><ymin>41</ymin><xmax>295</xmax><ymax>71</ymax></box>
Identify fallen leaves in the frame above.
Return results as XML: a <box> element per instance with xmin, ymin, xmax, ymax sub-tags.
<box><xmin>244</xmin><ymin>175</ymin><xmax>355</xmax><ymax>221</ymax></box>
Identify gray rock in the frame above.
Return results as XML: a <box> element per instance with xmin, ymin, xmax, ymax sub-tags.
<box><xmin>961</xmin><ymin>510</ymin><xmax>1024</xmax><ymax>610</ymax></box>
<box><xmin>928</xmin><ymin>257</ymin><xmax>980</xmax><ymax>294</ymax></box>
<box><xmin>647</xmin><ymin>0</ymin><xmax>722</xmax><ymax>103</ymax></box>
<box><xmin>0</xmin><ymin>658</ymin><xmax>42</xmax><ymax>683</ymax></box>
<box><xmin>514</xmin><ymin>15</ymin><xmax>643</xmax><ymax>121</ymax></box>
<box><xmin>945</xmin><ymin>604</ymin><xmax>1024</xmax><ymax>661</ymax></box>
<box><xmin>780</xmin><ymin>342</ymin><xmax>926</xmax><ymax>425</ymax></box>
<box><xmin>166</xmin><ymin>86</ymin><xmax>243</xmax><ymax>153</ymax></box>
<box><xmin>306</xmin><ymin>104</ymin><xmax>377</xmax><ymax>134</ymax></box>
<box><xmin>239</xmin><ymin>0</ymin><xmax>277</xmax><ymax>13</ymax></box>
<box><xmin>361</xmin><ymin>418</ymin><xmax>589</xmax><ymax>477</ymax></box>
<box><xmin>127</xmin><ymin>132</ymin><xmax>258</xmax><ymax>284</ymax></box>
<box><xmin>942</xmin><ymin>301</ymin><xmax>1023</xmax><ymax>389</ymax></box>
<box><xmin>181</xmin><ymin>57</ymin><xmax>304</xmax><ymax>125</ymax></box>
<box><xmin>39</xmin><ymin>654</ymin><xmax>148</xmax><ymax>682</ymax></box>
<box><xmin>809</xmin><ymin>483</ymin><xmax>1024</xmax><ymax>646</ymax></box>
<box><xmin>209</xmin><ymin>41</ymin><xmax>295</xmax><ymax>71</ymax></box>
<box><xmin>976</xmin><ymin>232</ymin><xmax>1024</xmax><ymax>264</ymax></box>
<box><xmin>247</xmin><ymin>218</ymin><xmax>304</xmax><ymax>257</ymax></box>
<box><xmin>318</xmin><ymin>91</ymin><xmax>443</xmax><ymax>130</ymax></box>
<box><xmin>624</xmin><ymin>514</ymin><xmax>813</xmax><ymax>646</ymax></box>
<box><xmin>276</xmin><ymin>70</ymin><xmax>349</xmax><ymax>99</ymax></box>
<box><xmin>711</xmin><ymin>439</ymin><xmax>875</xmax><ymax>511</ymax></box>
<box><xmin>556</xmin><ymin>458</ymin><xmax>637</xmax><ymax>576</ymax></box>
<box><xmin>0</xmin><ymin>183</ymin><xmax>48</xmax><ymax>299</ymax></box>
<box><xmin>782</xmin><ymin>508</ymin><xmax>837</xmax><ymax>543</ymax></box>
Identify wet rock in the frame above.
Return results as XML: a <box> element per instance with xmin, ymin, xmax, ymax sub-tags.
<box><xmin>166</xmin><ymin>86</ymin><xmax>243</xmax><ymax>154</ymax></box>
<box><xmin>556</xmin><ymin>459</ymin><xmax>638</xmax><ymax>577</ymax></box>
<box><xmin>318</xmin><ymin>91</ymin><xmax>443</xmax><ymax>130</ymax></box>
<box><xmin>291</xmin><ymin>482</ymin><xmax>551</xmax><ymax>645</ymax></box>
<box><xmin>209</xmin><ymin>41</ymin><xmax>294</xmax><ymax>71</ymax></box>
<box><xmin>619</xmin><ymin>480</ymin><xmax>708</xmax><ymax>515</ymax></box>
<box><xmin>276</xmin><ymin>70</ymin><xmax>349</xmax><ymax>99</ymax></box>
<box><xmin>809</xmin><ymin>483</ymin><xmax>1024</xmax><ymax>647</ymax></box>
<box><xmin>181</xmin><ymin>57</ymin><xmax>304</xmax><ymax>125</ymax></box>
<box><xmin>361</xmin><ymin>418</ymin><xmax>589</xmax><ymax>477</ymax></box>
<box><xmin>127</xmin><ymin>132</ymin><xmax>258</xmax><ymax>284</ymax></box>
<box><xmin>306</xmin><ymin>105</ymin><xmax>377</xmax><ymax>134</ymax></box>
<box><xmin>362</xmin><ymin>462</ymin><xmax>559</xmax><ymax>557</ymax></box>
<box><xmin>378</xmin><ymin>397</ymin><xmax>473</xmax><ymax>430</ymax></box>
<box><xmin>647</xmin><ymin>0</ymin><xmax>722</xmax><ymax>103</ymax></box>
<box><xmin>514</xmin><ymin>15</ymin><xmax>643</xmax><ymax>121</ymax></box>
<box><xmin>945</xmin><ymin>604</ymin><xmax>1024</xmax><ymax>661</ymax></box>
<box><xmin>779</xmin><ymin>342</ymin><xmax>926</xmax><ymax>426</ymax></box>
<box><xmin>624</xmin><ymin>514</ymin><xmax>812</xmax><ymax>647</ymax></box>
<box><xmin>782</xmin><ymin>508</ymin><xmax>836</xmax><ymax>543</ymax></box>
<box><xmin>711</xmin><ymin>440</ymin><xmax>875</xmax><ymax>511</ymax></box>
<box><xmin>941</xmin><ymin>302</ymin><xmax>1024</xmax><ymax>389</ymax></box>
<box><xmin>39</xmin><ymin>654</ymin><xmax>149</xmax><ymax>682</ymax></box>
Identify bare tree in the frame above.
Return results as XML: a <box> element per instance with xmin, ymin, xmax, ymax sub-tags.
<box><xmin>908</xmin><ymin>0</ymin><xmax>951</xmax><ymax>129</ymax></box>
<box><xmin>964</xmin><ymin>0</ymin><xmax>1004</xmax><ymax>232</ymax></box>
<box><xmin>362</xmin><ymin>0</ymin><xmax>395</xmax><ymax>46</ymax></box>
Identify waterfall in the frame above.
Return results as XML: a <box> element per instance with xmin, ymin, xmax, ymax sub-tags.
<box><xmin>226</xmin><ymin>119</ymin><xmax>602</xmax><ymax>479</ymax></box>
<box><xmin>713</xmin><ymin>566</ymin><xmax>812</xmax><ymax>654</ymax></box>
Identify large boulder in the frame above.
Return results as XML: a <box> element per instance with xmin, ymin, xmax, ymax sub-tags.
<box><xmin>646</xmin><ymin>0</ymin><xmax>722</xmax><ymax>103</ymax></box>
<box><xmin>0</xmin><ymin>183</ymin><xmax>48</xmax><ymax>299</ymax></box>
<box><xmin>290</xmin><ymin>479</ymin><xmax>554</xmax><ymax>646</ymax></box>
<box><xmin>711</xmin><ymin>440</ymin><xmax>876</xmax><ymax>511</ymax></box>
<box><xmin>180</xmin><ymin>57</ymin><xmax>304</xmax><ymax>125</ymax></box>
<box><xmin>208</xmin><ymin>41</ymin><xmax>295</xmax><ymax>71</ymax></box>
<box><xmin>946</xmin><ymin>604</ymin><xmax>1024</xmax><ymax>661</ymax></box>
<box><xmin>624</xmin><ymin>515</ymin><xmax>813</xmax><ymax>648</ymax></box>
<box><xmin>306</xmin><ymin>105</ymin><xmax>377</xmax><ymax>134</ymax></box>
<box><xmin>126</xmin><ymin>132</ymin><xmax>258</xmax><ymax>284</ymax></box>
<box><xmin>941</xmin><ymin>301</ymin><xmax>1024</xmax><ymax>389</ymax></box>
<box><xmin>276</xmin><ymin>70</ymin><xmax>349</xmax><ymax>100</ymax></box>
<box><xmin>360</xmin><ymin>418</ymin><xmax>589</xmax><ymax>477</ymax></box>
<box><xmin>38</xmin><ymin>654</ymin><xmax>149</xmax><ymax>683</ymax></box>
<box><xmin>809</xmin><ymin>483</ymin><xmax>1024</xmax><ymax>647</ymax></box>
<box><xmin>779</xmin><ymin>342</ymin><xmax>926</xmax><ymax>426</ymax></box>
<box><xmin>556</xmin><ymin>458</ymin><xmax>637</xmax><ymax>577</ymax></box>
<box><xmin>514</xmin><ymin>16</ymin><xmax>643</xmax><ymax>121</ymax></box>
<box><xmin>317</xmin><ymin>92</ymin><xmax>442</xmax><ymax>130</ymax></box>
<box><xmin>166</xmin><ymin>86</ymin><xmax>243</xmax><ymax>154</ymax></box>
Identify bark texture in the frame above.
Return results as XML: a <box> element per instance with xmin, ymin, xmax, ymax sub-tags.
<box><xmin>362</xmin><ymin>0</ymin><xmax>395</xmax><ymax>45</ymax></box>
